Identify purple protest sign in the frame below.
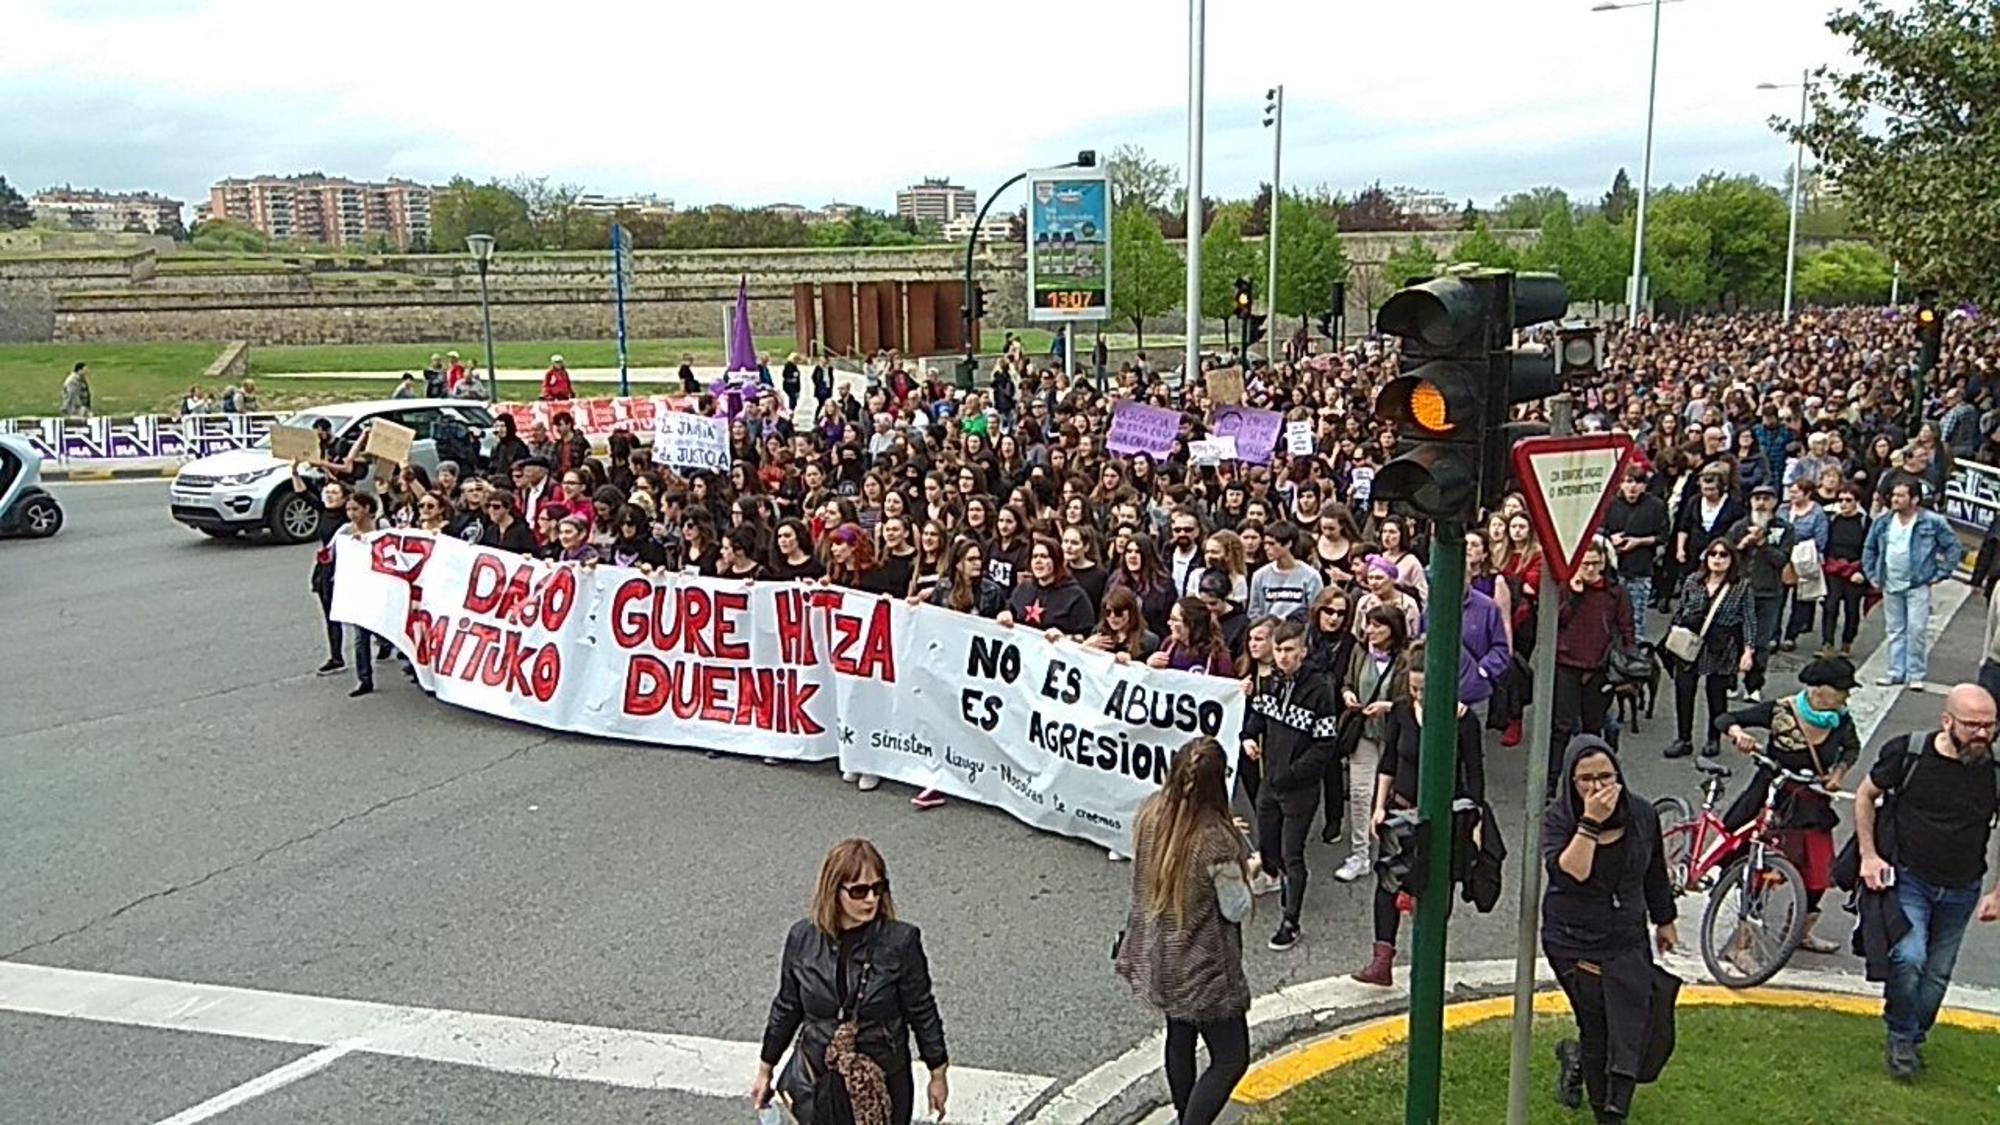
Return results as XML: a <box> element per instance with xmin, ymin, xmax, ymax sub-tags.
<box><xmin>1106</xmin><ymin>401</ymin><xmax>1181</xmax><ymax>458</ymax></box>
<box><xmin>1212</xmin><ymin>406</ymin><xmax>1285</xmax><ymax>464</ymax></box>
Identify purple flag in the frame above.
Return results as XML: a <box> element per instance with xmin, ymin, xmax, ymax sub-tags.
<box><xmin>711</xmin><ymin>276</ymin><xmax>764</xmax><ymax>415</ymax></box>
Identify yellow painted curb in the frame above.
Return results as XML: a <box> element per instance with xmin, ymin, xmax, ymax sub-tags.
<box><xmin>1233</xmin><ymin>985</ymin><xmax>2000</xmax><ymax>1105</ymax></box>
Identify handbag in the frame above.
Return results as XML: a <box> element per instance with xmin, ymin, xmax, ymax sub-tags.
<box><xmin>805</xmin><ymin>956</ymin><xmax>874</xmax><ymax>1125</ymax></box>
<box><xmin>1663</xmin><ymin>584</ymin><xmax>1727</xmax><ymax>663</ymax></box>
<box><xmin>1336</xmin><ymin>652</ymin><xmax>1396</xmax><ymax>759</ymax></box>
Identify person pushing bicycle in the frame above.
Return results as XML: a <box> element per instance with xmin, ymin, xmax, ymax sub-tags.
<box><xmin>1713</xmin><ymin>655</ymin><xmax>1860</xmax><ymax>956</ymax></box>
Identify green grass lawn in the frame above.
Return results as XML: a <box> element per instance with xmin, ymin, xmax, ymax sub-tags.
<box><xmin>1248</xmin><ymin>1008</ymin><xmax>1998</xmax><ymax>1125</ymax></box>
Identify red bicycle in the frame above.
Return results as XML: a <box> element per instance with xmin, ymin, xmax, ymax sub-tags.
<box><xmin>1654</xmin><ymin>751</ymin><xmax>1851</xmax><ymax>988</ymax></box>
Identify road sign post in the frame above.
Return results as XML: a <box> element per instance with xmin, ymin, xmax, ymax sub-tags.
<box><xmin>611</xmin><ymin>222</ymin><xmax>633</xmax><ymax>398</ymax></box>
<box><xmin>1509</xmin><ymin>433</ymin><xmax>1637</xmax><ymax>587</ymax></box>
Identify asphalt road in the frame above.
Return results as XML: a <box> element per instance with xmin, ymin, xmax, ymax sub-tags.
<box><xmin>4</xmin><ymin>482</ymin><xmax>1997</xmax><ymax>1124</ymax></box>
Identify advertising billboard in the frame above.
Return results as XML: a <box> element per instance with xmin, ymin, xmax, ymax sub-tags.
<box><xmin>1026</xmin><ymin>168</ymin><xmax>1111</xmax><ymax>323</ymax></box>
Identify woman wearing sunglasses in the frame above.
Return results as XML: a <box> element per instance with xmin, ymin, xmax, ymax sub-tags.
<box><xmin>753</xmin><ymin>838</ymin><xmax>949</xmax><ymax>1125</ymax></box>
<box><xmin>1665</xmin><ymin>538</ymin><xmax>1758</xmax><ymax>759</ymax></box>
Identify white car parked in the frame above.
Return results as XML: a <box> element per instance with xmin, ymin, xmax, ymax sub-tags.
<box><xmin>169</xmin><ymin>398</ymin><xmax>497</xmax><ymax>543</ymax></box>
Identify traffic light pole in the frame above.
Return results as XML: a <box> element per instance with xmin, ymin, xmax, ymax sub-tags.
<box><xmin>1404</xmin><ymin>525</ymin><xmax>1465</xmax><ymax>1125</ymax></box>
<box><xmin>1504</xmin><ymin>393</ymin><xmax>1572</xmax><ymax>1125</ymax></box>
<box><xmin>962</xmin><ymin>172</ymin><xmax>1028</xmax><ymax>385</ymax></box>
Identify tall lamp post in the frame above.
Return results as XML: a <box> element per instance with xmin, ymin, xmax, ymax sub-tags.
<box><xmin>1263</xmin><ymin>84</ymin><xmax>1283</xmax><ymax>354</ymax></box>
<box><xmin>466</xmin><ymin>234</ymin><xmax>499</xmax><ymax>402</ymax></box>
<box><xmin>1757</xmin><ymin>69</ymin><xmax>1812</xmax><ymax>321</ymax></box>
<box><xmin>959</xmin><ymin>151</ymin><xmax>1096</xmax><ymax>389</ymax></box>
<box><xmin>1593</xmin><ymin>0</ymin><xmax>1686</xmax><ymax>326</ymax></box>
<box><xmin>1184</xmin><ymin>0</ymin><xmax>1206</xmax><ymax>384</ymax></box>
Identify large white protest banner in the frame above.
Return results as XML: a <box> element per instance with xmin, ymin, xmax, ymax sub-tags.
<box><xmin>652</xmin><ymin>412</ymin><xmax>731</xmax><ymax>471</ymax></box>
<box><xmin>331</xmin><ymin>532</ymin><xmax>1243</xmax><ymax>853</ymax></box>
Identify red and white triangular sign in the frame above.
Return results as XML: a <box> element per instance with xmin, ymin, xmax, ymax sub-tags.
<box><xmin>1511</xmin><ymin>434</ymin><xmax>1636</xmax><ymax>586</ymax></box>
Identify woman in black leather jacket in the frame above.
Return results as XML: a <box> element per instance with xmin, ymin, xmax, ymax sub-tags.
<box><xmin>754</xmin><ymin>839</ymin><xmax>950</xmax><ymax>1124</ymax></box>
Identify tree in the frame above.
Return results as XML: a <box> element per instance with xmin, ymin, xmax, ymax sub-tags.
<box><xmin>1795</xmin><ymin>0</ymin><xmax>2000</xmax><ymax>302</ymax></box>
<box><xmin>1245</xmin><ymin>182</ymin><xmax>1272</xmax><ymax>237</ymax></box>
<box><xmin>431</xmin><ymin>177</ymin><xmax>536</xmax><ymax>251</ymax></box>
<box><xmin>1272</xmin><ymin>192</ymin><xmax>1350</xmax><ymax>320</ymax></box>
<box><xmin>1797</xmin><ymin>241</ymin><xmax>1895</xmax><ymax>305</ymax></box>
<box><xmin>1382</xmin><ymin>236</ymin><xmax>1441</xmax><ymax>289</ymax></box>
<box><xmin>1199</xmin><ymin>210</ymin><xmax>1263</xmax><ymax>326</ymax></box>
<box><xmin>1601</xmin><ymin>168</ymin><xmax>1637</xmax><ymax>225</ymax></box>
<box><xmin>1110</xmin><ymin>206</ymin><xmax>1184</xmax><ymax>348</ymax></box>
<box><xmin>1524</xmin><ymin>206</ymin><xmax>1630</xmax><ymax>305</ymax></box>
<box><xmin>1645</xmin><ymin>173</ymin><xmax>1789</xmax><ymax>306</ymax></box>
<box><xmin>1105</xmin><ymin>144</ymin><xmax>1178</xmax><ymax>214</ymax></box>
<box><xmin>189</xmin><ymin>217</ymin><xmax>267</xmax><ymax>253</ymax></box>
<box><xmin>1494</xmin><ymin>186</ymin><xmax>1571</xmax><ymax>229</ymax></box>
<box><xmin>507</xmin><ymin>177</ymin><xmax>589</xmax><ymax>250</ymax></box>
<box><xmin>1337</xmin><ymin>183</ymin><xmax>1415</xmax><ymax>232</ymax></box>
<box><xmin>1459</xmin><ymin>199</ymin><xmax>1480</xmax><ymax>230</ymax></box>
<box><xmin>1450</xmin><ymin>220</ymin><xmax>1521</xmax><ymax>270</ymax></box>
<box><xmin>0</xmin><ymin>176</ymin><xmax>29</xmax><ymax>230</ymax></box>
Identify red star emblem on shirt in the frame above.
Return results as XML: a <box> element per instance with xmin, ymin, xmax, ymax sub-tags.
<box><xmin>1023</xmin><ymin>600</ymin><xmax>1046</xmax><ymax>625</ymax></box>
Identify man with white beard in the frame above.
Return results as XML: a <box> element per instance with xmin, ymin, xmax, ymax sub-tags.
<box><xmin>1724</xmin><ymin>483</ymin><xmax>1797</xmax><ymax>702</ymax></box>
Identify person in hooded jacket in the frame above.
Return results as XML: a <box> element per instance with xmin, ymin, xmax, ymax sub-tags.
<box><xmin>1240</xmin><ymin>618</ymin><xmax>1343</xmax><ymax>952</ymax></box>
<box><xmin>1542</xmin><ymin>734</ymin><xmax>1680</xmax><ymax>1125</ymax></box>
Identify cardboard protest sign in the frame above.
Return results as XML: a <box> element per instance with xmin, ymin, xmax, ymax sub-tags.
<box><xmin>652</xmin><ymin>411</ymin><xmax>731</xmax><ymax>471</ymax></box>
<box><xmin>1105</xmin><ymin>401</ymin><xmax>1181</xmax><ymax>458</ymax></box>
<box><xmin>1207</xmin><ymin>366</ymin><xmax>1244</xmax><ymax>406</ymax></box>
<box><xmin>361</xmin><ymin>419</ymin><xmax>416</xmax><ymax>465</ymax></box>
<box><xmin>269</xmin><ymin>425</ymin><xmax>320</xmax><ymax>463</ymax></box>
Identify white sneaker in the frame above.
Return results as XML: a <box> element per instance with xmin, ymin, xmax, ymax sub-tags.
<box><xmin>1107</xmin><ymin>848</ymin><xmax>1130</xmax><ymax>862</ymax></box>
<box><xmin>1742</xmin><ymin>689</ymin><xmax>1762</xmax><ymax>704</ymax></box>
<box><xmin>1875</xmin><ymin>676</ymin><xmax>1904</xmax><ymax>688</ymax></box>
<box><xmin>856</xmin><ymin>773</ymin><xmax>880</xmax><ymax>791</ymax></box>
<box><xmin>1906</xmin><ymin>680</ymin><xmax>1929</xmax><ymax>693</ymax></box>
<box><xmin>1248</xmin><ymin>871</ymin><xmax>1283</xmax><ymax>897</ymax></box>
<box><xmin>1334</xmin><ymin>854</ymin><xmax>1371</xmax><ymax>883</ymax></box>
<box><xmin>841</xmin><ymin>771</ymin><xmax>858</xmax><ymax>783</ymax></box>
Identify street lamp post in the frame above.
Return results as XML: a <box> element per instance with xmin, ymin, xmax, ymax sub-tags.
<box><xmin>465</xmin><ymin>234</ymin><xmax>498</xmax><ymax>402</ymax></box>
<box><xmin>1184</xmin><ymin>0</ymin><xmax>1207</xmax><ymax>384</ymax></box>
<box><xmin>1594</xmin><ymin>0</ymin><xmax>1685</xmax><ymax>326</ymax></box>
<box><xmin>1758</xmin><ymin>70</ymin><xmax>1811</xmax><ymax>321</ymax></box>
<box><xmin>1264</xmin><ymin>85</ymin><xmax>1283</xmax><ymax>353</ymax></box>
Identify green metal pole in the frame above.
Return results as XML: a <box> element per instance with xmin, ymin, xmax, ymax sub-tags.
<box><xmin>1405</xmin><ymin>523</ymin><xmax>1466</xmax><ymax>1125</ymax></box>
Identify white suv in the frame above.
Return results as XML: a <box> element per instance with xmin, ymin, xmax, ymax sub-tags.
<box><xmin>169</xmin><ymin>398</ymin><xmax>497</xmax><ymax>543</ymax></box>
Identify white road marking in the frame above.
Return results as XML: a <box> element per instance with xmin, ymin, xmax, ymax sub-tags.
<box><xmin>0</xmin><ymin>961</ymin><xmax>1050</xmax><ymax>1124</ymax></box>
<box><xmin>1845</xmin><ymin>580</ymin><xmax>1972</xmax><ymax>750</ymax></box>
<box><xmin>151</xmin><ymin>1040</ymin><xmax>362</xmax><ymax>1125</ymax></box>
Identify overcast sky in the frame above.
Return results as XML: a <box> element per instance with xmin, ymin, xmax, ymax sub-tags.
<box><xmin>2</xmin><ymin>0</ymin><xmax>1852</xmax><ymax>215</ymax></box>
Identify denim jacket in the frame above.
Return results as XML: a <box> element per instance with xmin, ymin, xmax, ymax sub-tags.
<box><xmin>1861</xmin><ymin>509</ymin><xmax>1965</xmax><ymax>591</ymax></box>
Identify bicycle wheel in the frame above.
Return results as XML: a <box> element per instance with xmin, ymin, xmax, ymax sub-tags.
<box><xmin>1653</xmin><ymin>798</ymin><xmax>1694</xmax><ymax>894</ymax></box>
<box><xmin>1700</xmin><ymin>852</ymin><xmax>1809</xmax><ymax>988</ymax></box>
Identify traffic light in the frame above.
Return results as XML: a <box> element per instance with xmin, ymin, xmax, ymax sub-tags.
<box><xmin>1244</xmin><ymin>313</ymin><xmax>1268</xmax><ymax>349</ymax></box>
<box><xmin>971</xmin><ymin>287</ymin><xmax>991</xmax><ymax>322</ymax></box>
<box><xmin>1316</xmin><ymin>282</ymin><xmax>1347</xmax><ymax>341</ymax></box>
<box><xmin>1372</xmin><ymin>270</ymin><xmax>1569</xmax><ymax>521</ymax></box>
<box><xmin>1233</xmin><ymin>277</ymin><xmax>1253</xmax><ymax>319</ymax></box>
<box><xmin>1915</xmin><ymin>289</ymin><xmax>1943</xmax><ymax>373</ymax></box>
<box><xmin>1555</xmin><ymin>324</ymin><xmax>1602</xmax><ymax>380</ymax></box>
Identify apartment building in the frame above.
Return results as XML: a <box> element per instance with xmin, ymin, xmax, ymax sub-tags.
<box><xmin>208</xmin><ymin>175</ymin><xmax>435</xmax><ymax>249</ymax></box>
<box><xmin>31</xmin><ymin>189</ymin><xmax>185</xmax><ymax>234</ymax></box>
<box><xmin>894</xmin><ymin>178</ymin><xmax>976</xmax><ymax>228</ymax></box>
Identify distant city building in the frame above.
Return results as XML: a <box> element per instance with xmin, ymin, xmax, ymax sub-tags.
<box><xmin>208</xmin><ymin>174</ymin><xmax>434</xmax><ymax>249</ymax></box>
<box><xmin>941</xmin><ymin>212</ymin><xmax>1016</xmax><ymax>244</ymax></box>
<box><xmin>32</xmin><ymin>188</ymin><xmax>185</xmax><ymax>235</ymax></box>
<box><xmin>895</xmin><ymin>178</ymin><xmax>976</xmax><ymax>228</ymax></box>
<box><xmin>1387</xmin><ymin>186</ymin><xmax>1453</xmax><ymax>219</ymax></box>
<box><xmin>817</xmin><ymin>202</ymin><xmax>863</xmax><ymax>224</ymax></box>
<box><xmin>764</xmin><ymin>202</ymin><xmax>812</xmax><ymax>222</ymax></box>
<box><xmin>574</xmin><ymin>193</ymin><xmax>677</xmax><ymax>218</ymax></box>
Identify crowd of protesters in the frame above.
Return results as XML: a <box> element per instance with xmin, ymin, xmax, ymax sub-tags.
<box><xmin>294</xmin><ymin>305</ymin><xmax>2000</xmax><ymax>1119</ymax></box>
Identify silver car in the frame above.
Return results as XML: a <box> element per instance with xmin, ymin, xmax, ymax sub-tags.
<box><xmin>168</xmin><ymin>398</ymin><xmax>497</xmax><ymax>544</ymax></box>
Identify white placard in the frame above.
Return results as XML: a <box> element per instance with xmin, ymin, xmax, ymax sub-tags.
<box><xmin>651</xmin><ymin>411</ymin><xmax>731</xmax><ymax>471</ymax></box>
<box><xmin>1285</xmin><ymin>421</ymin><xmax>1314</xmax><ymax>456</ymax></box>
<box><xmin>1190</xmin><ymin>435</ymin><xmax>1238</xmax><ymax>465</ymax></box>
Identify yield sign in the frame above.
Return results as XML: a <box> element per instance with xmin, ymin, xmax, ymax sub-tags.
<box><xmin>1511</xmin><ymin>434</ymin><xmax>1636</xmax><ymax>586</ymax></box>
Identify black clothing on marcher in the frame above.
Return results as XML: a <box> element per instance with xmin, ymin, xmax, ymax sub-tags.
<box><xmin>1245</xmin><ymin>669</ymin><xmax>1343</xmax><ymax>924</ymax></box>
<box><xmin>479</xmin><ymin>519</ymin><xmax>537</xmax><ymax>555</ymax></box>
<box><xmin>760</xmin><ymin>917</ymin><xmax>948</xmax><ymax>1125</ymax></box>
<box><xmin>769</xmin><ymin>554</ymin><xmax>828</xmax><ymax>583</ymax></box>
<box><xmin>1603</xmin><ymin>493</ymin><xmax>1669</xmax><ymax>581</ymax></box>
<box><xmin>1867</xmin><ymin>731</ymin><xmax>2000</xmax><ymax>889</ymax></box>
<box><xmin>1541</xmin><ymin>736</ymin><xmax>1677</xmax><ymax>959</ymax></box>
<box><xmin>1007</xmin><ymin>577</ymin><xmax>1095</xmax><ymax>636</ymax></box>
